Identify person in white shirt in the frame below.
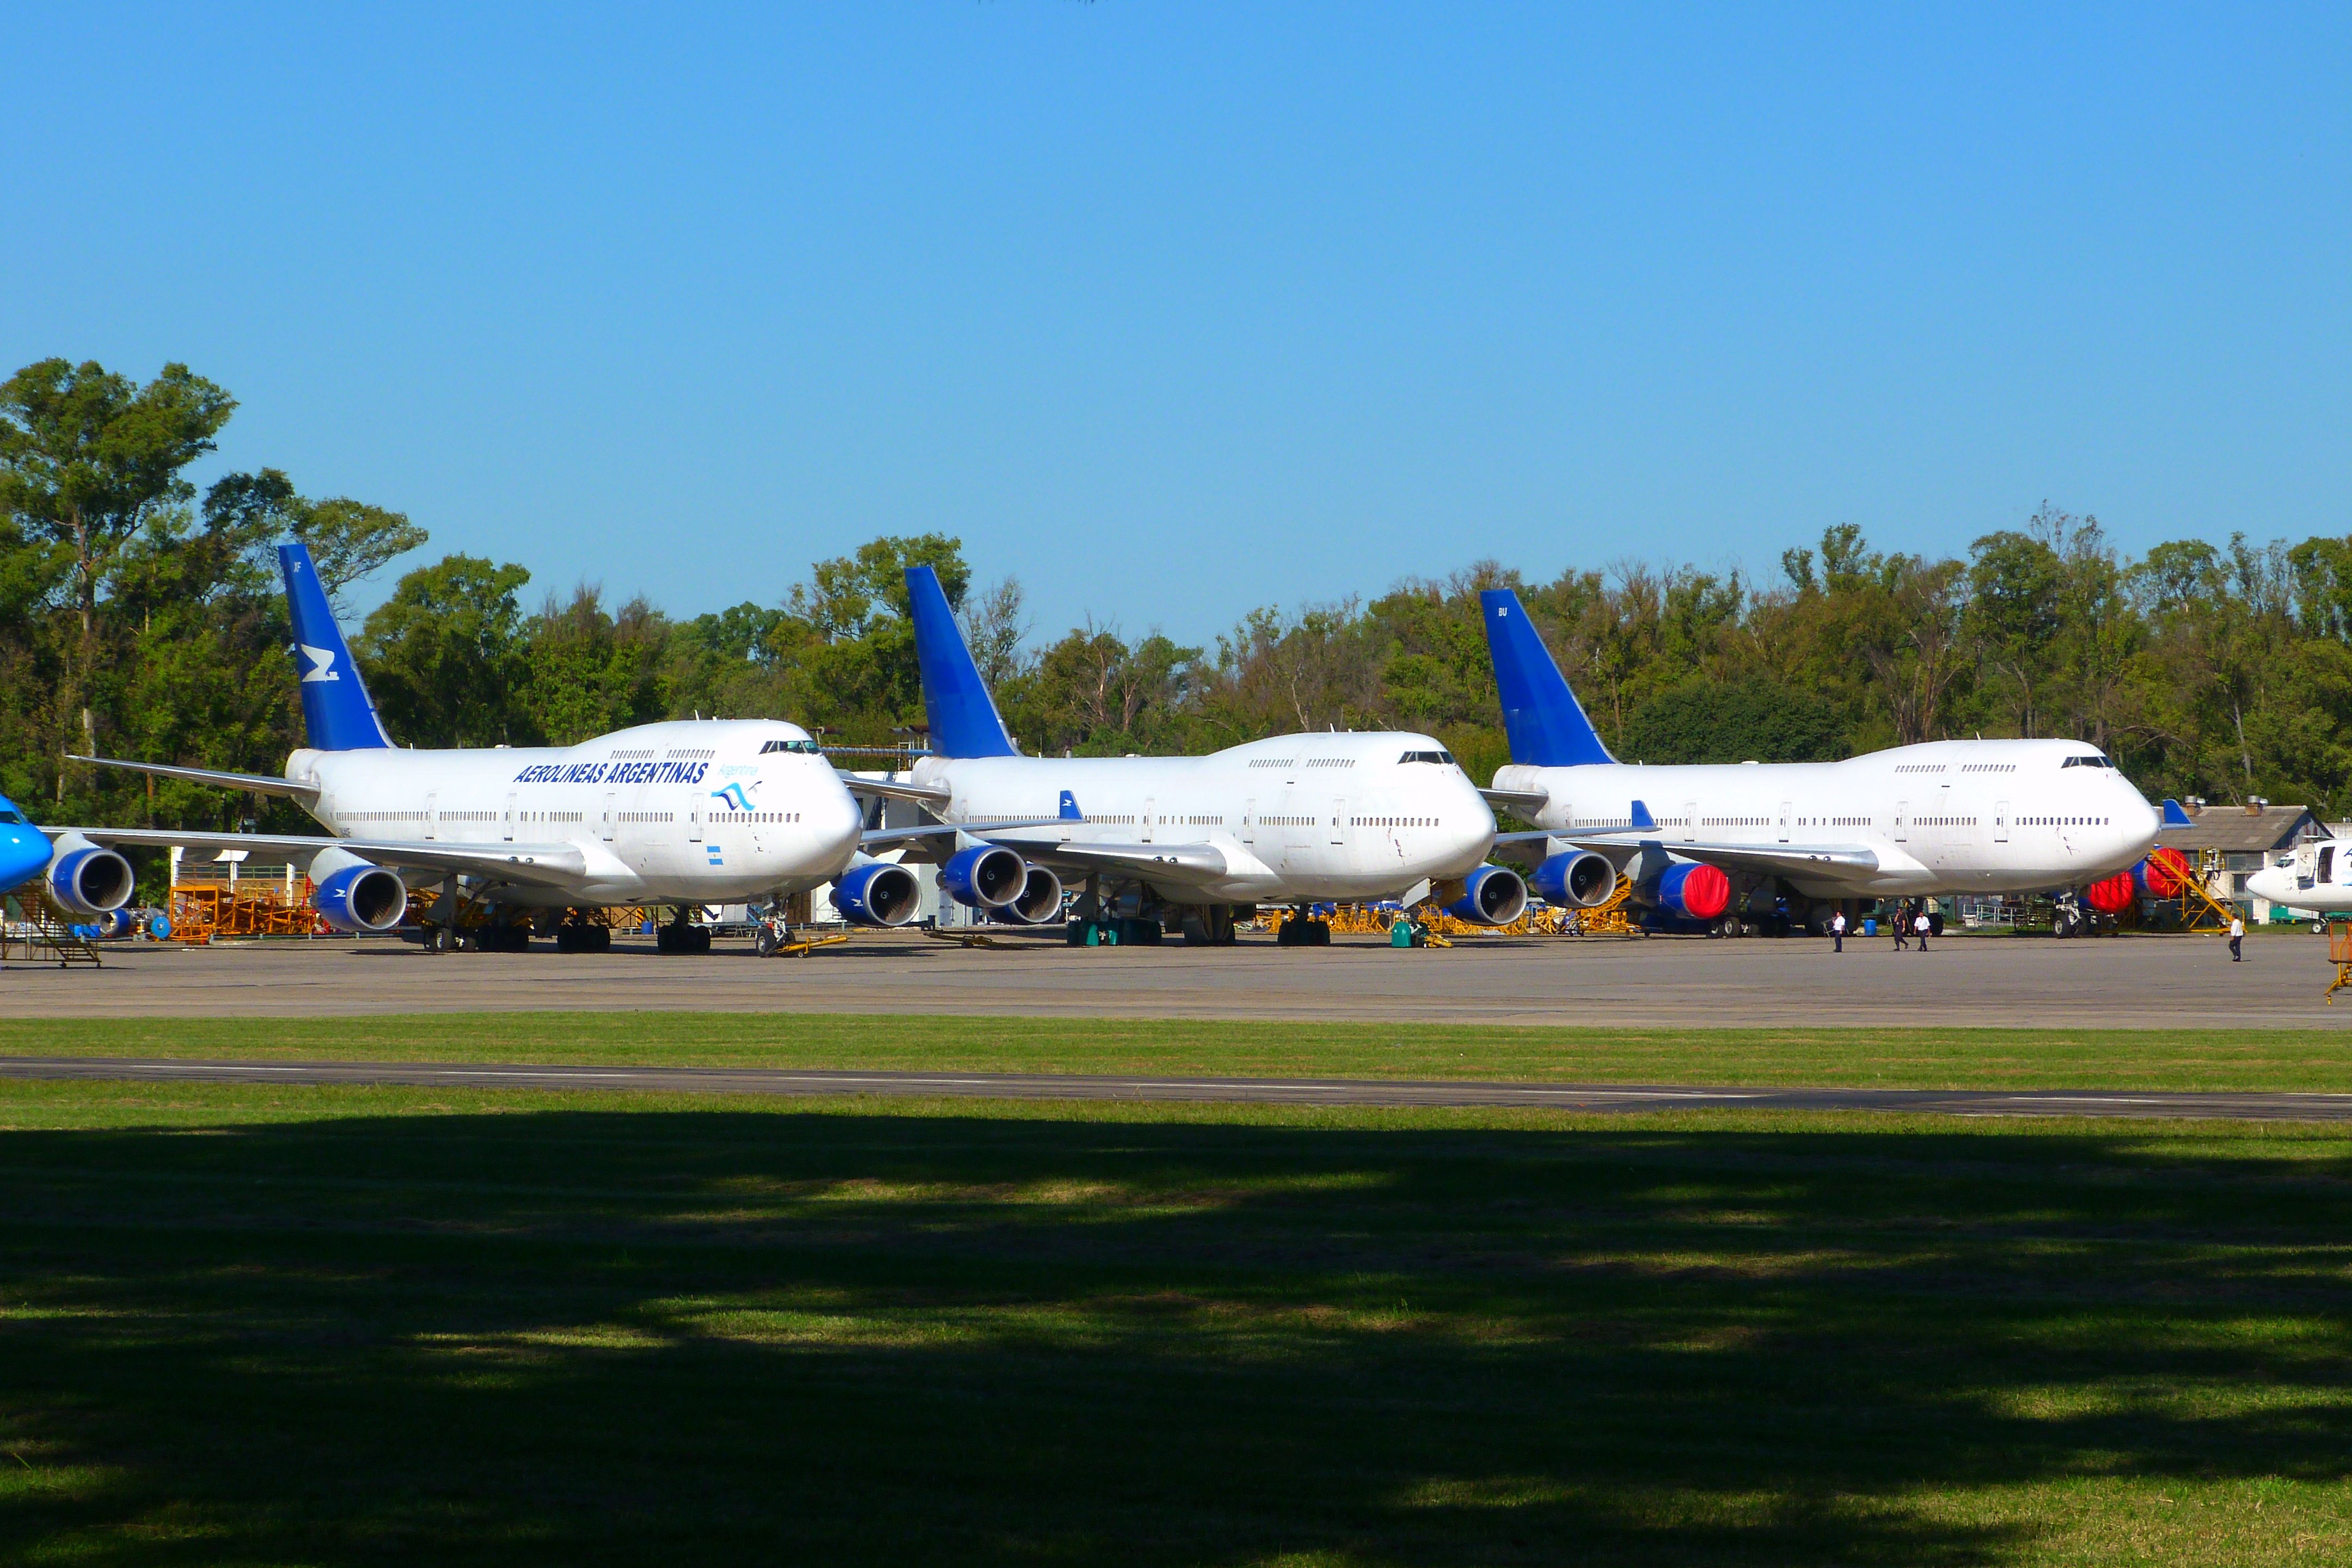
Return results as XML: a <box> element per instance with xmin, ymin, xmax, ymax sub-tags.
<box><xmin>1914</xmin><ymin>910</ymin><xmax>1931</xmax><ymax>952</ymax></box>
<box><xmin>2229</xmin><ymin>914</ymin><xmax>2245</xmax><ymax>961</ymax></box>
<box><xmin>1830</xmin><ymin>909</ymin><xmax>1846</xmax><ymax>953</ymax></box>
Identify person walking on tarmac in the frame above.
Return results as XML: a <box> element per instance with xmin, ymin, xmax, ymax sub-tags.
<box><xmin>1892</xmin><ymin>904</ymin><xmax>1910</xmax><ymax>951</ymax></box>
<box><xmin>1830</xmin><ymin>909</ymin><xmax>1846</xmax><ymax>953</ymax></box>
<box><xmin>1914</xmin><ymin>909</ymin><xmax>1932</xmax><ymax>952</ymax></box>
<box><xmin>2230</xmin><ymin>912</ymin><xmax>2245</xmax><ymax>961</ymax></box>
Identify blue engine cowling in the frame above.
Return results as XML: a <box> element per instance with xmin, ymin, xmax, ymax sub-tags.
<box><xmin>93</xmin><ymin>909</ymin><xmax>137</xmax><ymax>939</ymax></box>
<box><xmin>1532</xmin><ymin>850</ymin><xmax>1618</xmax><ymax>909</ymax></box>
<box><xmin>314</xmin><ymin>863</ymin><xmax>409</xmax><ymax>933</ymax></box>
<box><xmin>989</xmin><ymin>865</ymin><xmax>1065</xmax><ymax>926</ymax></box>
<box><xmin>940</xmin><ymin>844</ymin><xmax>1027</xmax><ymax>909</ymax></box>
<box><xmin>47</xmin><ymin>843</ymin><xmax>136</xmax><ymax>918</ymax></box>
<box><xmin>830</xmin><ymin>861</ymin><xmax>921</xmax><ymax>927</ymax></box>
<box><xmin>1437</xmin><ymin>864</ymin><xmax>1529</xmax><ymax>926</ymax></box>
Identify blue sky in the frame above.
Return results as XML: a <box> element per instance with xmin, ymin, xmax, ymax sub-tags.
<box><xmin>7</xmin><ymin>4</ymin><xmax>2345</xmax><ymax>644</ymax></box>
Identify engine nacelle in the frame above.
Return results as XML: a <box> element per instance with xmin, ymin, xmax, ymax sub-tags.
<box><xmin>1435</xmin><ymin>864</ymin><xmax>1529</xmax><ymax>927</ymax></box>
<box><xmin>314</xmin><ymin>862</ymin><xmax>409</xmax><ymax>933</ymax></box>
<box><xmin>46</xmin><ymin>835</ymin><xmax>135</xmax><ymax>918</ymax></box>
<box><xmin>830</xmin><ymin>860</ymin><xmax>920</xmax><ymax>927</ymax></box>
<box><xmin>1532</xmin><ymin>850</ymin><xmax>1618</xmax><ymax>909</ymax></box>
<box><xmin>93</xmin><ymin>909</ymin><xmax>137</xmax><ymax>939</ymax></box>
<box><xmin>2133</xmin><ymin>847</ymin><xmax>2192</xmax><ymax>898</ymax></box>
<box><xmin>989</xmin><ymin>864</ymin><xmax>1065</xmax><ymax>926</ymax></box>
<box><xmin>1647</xmin><ymin>861</ymin><xmax>1731</xmax><ymax>922</ymax></box>
<box><xmin>940</xmin><ymin>844</ymin><xmax>1027</xmax><ymax>909</ymax></box>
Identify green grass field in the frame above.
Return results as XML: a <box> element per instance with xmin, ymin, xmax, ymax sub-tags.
<box><xmin>4</xmin><ymin>1012</ymin><xmax>2351</xmax><ymax>1091</ymax></box>
<box><xmin>3</xmin><ymin>1077</ymin><xmax>2350</xmax><ymax>1565</ymax></box>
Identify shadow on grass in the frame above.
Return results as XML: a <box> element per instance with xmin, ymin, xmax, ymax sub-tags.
<box><xmin>2</xmin><ymin>1108</ymin><xmax>2349</xmax><ymax>1565</ymax></box>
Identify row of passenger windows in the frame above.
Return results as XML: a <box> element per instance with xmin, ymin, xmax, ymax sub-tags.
<box><xmin>1352</xmin><ymin>816</ymin><xmax>1438</xmax><ymax>827</ymax></box>
<box><xmin>713</xmin><ymin>811</ymin><xmax>803</xmax><ymax>823</ymax></box>
<box><xmin>2026</xmin><ymin>816</ymin><xmax>2110</xmax><ymax>825</ymax></box>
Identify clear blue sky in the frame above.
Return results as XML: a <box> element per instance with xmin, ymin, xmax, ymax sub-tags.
<box><xmin>7</xmin><ymin>4</ymin><xmax>2345</xmax><ymax>644</ymax></box>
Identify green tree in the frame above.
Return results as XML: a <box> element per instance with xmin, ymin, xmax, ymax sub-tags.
<box><xmin>0</xmin><ymin>359</ymin><xmax>235</xmax><ymax>788</ymax></box>
<box><xmin>357</xmin><ymin>555</ymin><xmax>533</xmax><ymax>746</ymax></box>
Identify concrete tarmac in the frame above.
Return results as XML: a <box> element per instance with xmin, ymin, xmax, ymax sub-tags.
<box><xmin>0</xmin><ymin>926</ymin><xmax>2332</xmax><ymax>1027</ymax></box>
<box><xmin>3</xmin><ymin>1054</ymin><xmax>2347</xmax><ymax>1121</ymax></box>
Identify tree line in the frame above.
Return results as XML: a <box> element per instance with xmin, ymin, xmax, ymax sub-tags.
<box><xmin>8</xmin><ymin>357</ymin><xmax>2352</xmax><ymax>842</ymax></box>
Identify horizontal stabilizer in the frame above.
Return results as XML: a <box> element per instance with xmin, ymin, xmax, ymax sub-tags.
<box><xmin>1478</xmin><ymin>786</ymin><xmax>1549</xmax><ymax>816</ymax></box>
<box><xmin>69</xmin><ymin>755</ymin><xmax>318</xmax><ymax>802</ymax></box>
<box><xmin>836</xmin><ymin>772</ymin><xmax>952</xmax><ymax>808</ymax></box>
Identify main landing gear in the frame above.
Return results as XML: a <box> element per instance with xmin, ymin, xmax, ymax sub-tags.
<box><xmin>1276</xmin><ymin>906</ymin><xmax>1332</xmax><ymax>946</ymax></box>
<box><xmin>655</xmin><ymin>905</ymin><xmax>713</xmax><ymax>955</ymax></box>
<box><xmin>554</xmin><ymin>914</ymin><xmax>613</xmax><ymax>953</ymax></box>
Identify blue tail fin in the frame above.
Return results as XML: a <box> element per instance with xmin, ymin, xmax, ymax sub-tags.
<box><xmin>279</xmin><ymin>543</ymin><xmax>393</xmax><ymax>750</ymax></box>
<box><xmin>904</xmin><ymin>565</ymin><xmax>1018</xmax><ymax>758</ymax></box>
<box><xmin>2160</xmin><ymin>798</ymin><xmax>2194</xmax><ymax>829</ymax></box>
<box><xmin>1478</xmin><ymin>589</ymin><xmax>1615</xmax><ymax>767</ymax></box>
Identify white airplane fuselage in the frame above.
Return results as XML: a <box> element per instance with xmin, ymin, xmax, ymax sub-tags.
<box><xmin>2247</xmin><ymin>843</ymin><xmax>2346</xmax><ymax>915</ymax></box>
<box><xmin>1499</xmin><ymin>738</ymin><xmax>2160</xmax><ymax>898</ymax></box>
<box><xmin>911</xmin><ymin>732</ymin><xmax>1496</xmax><ymax>905</ymax></box>
<box><xmin>292</xmin><ymin>719</ymin><xmax>864</xmax><ymax>906</ymax></box>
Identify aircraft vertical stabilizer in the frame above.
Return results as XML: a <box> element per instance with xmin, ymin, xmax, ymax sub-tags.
<box><xmin>279</xmin><ymin>543</ymin><xmax>394</xmax><ymax>750</ymax></box>
<box><xmin>905</xmin><ymin>565</ymin><xmax>1018</xmax><ymax>759</ymax></box>
<box><xmin>1478</xmin><ymin>589</ymin><xmax>1615</xmax><ymax>767</ymax></box>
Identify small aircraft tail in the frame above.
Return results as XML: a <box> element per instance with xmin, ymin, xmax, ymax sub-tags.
<box><xmin>904</xmin><ymin>565</ymin><xmax>1018</xmax><ymax>758</ymax></box>
<box><xmin>1478</xmin><ymin>589</ymin><xmax>1615</xmax><ymax>767</ymax></box>
<box><xmin>279</xmin><ymin>543</ymin><xmax>393</xmax><ymax>750</ymax></box>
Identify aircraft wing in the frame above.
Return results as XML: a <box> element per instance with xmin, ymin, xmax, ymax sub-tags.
<box><xmin>1494</xmin><ymin>826</ymin><xmax>1878</xmax><ymax>878</ymax></box>
<box><xmin>69</xmin><ymin>754</ymin><xmax>318</xmax><ymax>803</ymax></box>
<box><xmin>837</xmin><ymin>773</ymin><xmax>953</xmax><ymax>808</ymax></box>
<box><xmin>857</xmin><ymin>817</ymin><xmax>1060</xmax><ymax>849</ymax></box>
<box><xmin>974</xmin><ymin>832</ymin><xmax>1231</xmax><ymax>886</ymax></box>
<box><xmin>48</xmin><ymin>826</ymin><xmax>589</xmax><ymax>888</ymax></box>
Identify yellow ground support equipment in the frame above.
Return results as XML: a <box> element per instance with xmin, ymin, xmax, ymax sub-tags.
<box><xmin>2328</xmin><ymin>922</ymin><xmax>2352</xmax><ymax>1004</ymax></box>
<box><xmin>166</xmin><ymin>855</ymin><xmax>329</xmax><ymax>944</ymax></box>
<box><xmin>2</xmin><ymin>889</ymin><xmax>105</xmax><ymax>967</ymax></box>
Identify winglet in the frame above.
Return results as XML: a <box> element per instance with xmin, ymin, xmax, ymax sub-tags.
<box><xmin>904</xmin><ymin>565</ymin><xmax>1018</xmax><ymax>758</ymax></box>
<box><xmin>2160</xmin><ymin>798</ymin><xmax>2194</xmax><ymax>829</ymax></box>
<box><xmin>278</xmin><ymin>543</ymin><xmax>393</xmax><ymax>750</ymax></box>
<box><xmin>1629</xmin><ymin>798</ymin><xmax>1656</xmax><ymax>831</ymax></box>
<box><xmin>1478</xmin><ymin>589</ymin><xmax>1615</xmax><ymax>767</ymax></box>
<box><xmin>1058</xmin><ymin>789</ymin><xmax>1083</xmax><ymax>821</ymax></box>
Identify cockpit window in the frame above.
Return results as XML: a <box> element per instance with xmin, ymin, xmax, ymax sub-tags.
<box><xmin>0</xmin><ymin>808</ymin><xmax>24</xmax><ymax>825</ymax></box>
<box><xmin>758</xmin><ymin>738</ymin><xmax>825</xmax><ymax>755</ymax></box>
<box><xmin>2059</xmin><ymin>755</ymin><xmax>2114</xmax><ymax>769</ymax></box>
<box><xmin>1399</xmin><ymin>750</ymin><xmax>1457</xmax><ymax>766</ymax></box>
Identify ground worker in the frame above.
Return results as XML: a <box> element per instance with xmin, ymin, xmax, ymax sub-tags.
<box><xmin>2230</xmin><ymin>912</ymin><xmax>2245</xmax><ymax>962</ymax></box>
<box><xmin>1830</xmin><ymin>909</ymin><xmax>1846</xmax><ymax>953</ymax></box>
<box><xmin>1893</xmin><ymin>905</ymin><xmax>1910</xmax><ymax>951</ymax></box>
<box><xmin>1914</xmin><ymin>909</ymin><xmax>1932</xmax><ymax>952</ymax></box>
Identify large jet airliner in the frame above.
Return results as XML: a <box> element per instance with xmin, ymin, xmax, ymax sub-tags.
<box><xmin>1476</xmin><ymin>588</ymin><xmax>2164</xmax><ymax>934</ymax></box>
<box><xmin>862</xmin><ymin>566</ymin><xmax>1526</xmax><ymax>944</ymax></box>
<box><xmin>32</xmin><ymin>544</ymin><xmax>1013</xmax><ymax>951</ymax></box>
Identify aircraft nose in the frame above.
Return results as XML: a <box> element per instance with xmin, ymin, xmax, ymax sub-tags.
<box><xmin>0</xmin><ymin>827</ymin><xmax>51</xmax><ymax>895</ymax></box>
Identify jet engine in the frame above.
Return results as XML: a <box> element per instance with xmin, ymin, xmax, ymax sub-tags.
<box><xmin>1532</xmin><ymin>849</ymin><xmax>1618</xmax><ymax>909</ymax></box>
<box><xmin>1435</xmin><ymin>864</ymin><xmax>1529</xmax><ymax>927</ymax></box>
<box><xmin>46</xmin><ymin>834</ymin><xmax>135</xmax><ymax>918</ymax></box>
<box><xmin>940</xmin><ymin>843</ymin><xmax>1027</xmax><ymax>909</ymax></box>
<box><xmin>309</xmin><ymin>847</ymin><xmax>407</xmax><ymax>933</ymax></box>
<box><xmin>830</xmin><ymin>860</ymin><xmax>921</xmax><ymax>927</ymax></box>
<box><xmin>1648</xmin><ymin>861</ymin><xmax>1731</xmax><ymax>922</ymax></box>
<box><xmin>2133</xmin><ymin>847</ymin><xmax>2193</xmax><ymax>898</ymax></box>
<box><xmin>989</xmin><ymin>863</ymin><xmax>1065</xmax><ymax>926</ymax></box>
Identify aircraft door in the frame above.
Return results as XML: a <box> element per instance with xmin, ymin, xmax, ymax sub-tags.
<box><xmin>424</xmin><ymin>792</ymin><xmax>438</xmax><ymax>841</ymax></box>
<box><xmin>600</xmin><ymin>794</ymin><xmax>616</xmax><ymax>842</ymax></box>
<box><xmin>1777</xmin><ymin>801</ymin><xmax>1791</xmax><ymax>843</ymax></box>
<box><xmin>1330</xmin><ymin>795</ymin><xmax>1347</xmax><ymax>847</ymax></box>
<box><xmin>1683</xmin><ymin>800</ymin><xmax>1697</xmax><ymax>844</ymax></box>
<box><xmin>1894</xmin><ymin>801</ymin><xmax>1907</xmax><ymax>842</ymax></box>
<box><xmin>689</xmin><ymin>794</ymin><xmax>702</xmax><ymax>843</ymax></box>
<box><xmin>1142</xmin><ymin>798</ymin><xmax>1154</xmax><ymax>843</ymax></box>
<box><xmin>2323</xmin><ymin>846</ymin><xmax>2336</xmax><ymax>885</ymax></box>
<box><xmin>1994</xmin><ymin>800</ymin><xmax>2010</xmax><ymax>842</ymax></box>
<box><xmin>1242</xmin><ymin>798</ymin><xmax>1254</xmax><ymax>846</ymax></box>
<box><xmin>503</xmin><ymin>793</ymin><xmax>516</xmax><ymax>842</ymax></box>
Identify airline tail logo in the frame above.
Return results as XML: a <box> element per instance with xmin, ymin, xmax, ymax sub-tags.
<box><xmin>712</xmin><ymin>783</ymin><xmax>758</xmax><ymax>813</ymax></box>
<box><xmin>299</xmin><ymin>644</ymin><xmax>341</xmax><ymax>683</ymax></box>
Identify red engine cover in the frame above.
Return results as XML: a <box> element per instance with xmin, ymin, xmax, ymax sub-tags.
<box><xmin>2083</xmin><ymin>872</ymin><xmax>2135</xmax><ymax>914</ymax></box>
<box><xmin>1671</xmin><ymin>862</ymin><xmax>1732</xmax><ymax>920</ymax></box>
<box><xmin>2139</xmin><ymin>847</ymin><xmax>2192</xmax><ymax>898</ymax></box>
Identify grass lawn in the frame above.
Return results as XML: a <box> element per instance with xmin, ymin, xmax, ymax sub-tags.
<box><xmin>2</xmin><ymin>1079</ymin><xmax>2349</xmax><ymax>1564</ymax></box>
<box><xmin>4</xmin><ymin>1012</ymin><xmax>2352</xmax><ymax>1091</ymax></box>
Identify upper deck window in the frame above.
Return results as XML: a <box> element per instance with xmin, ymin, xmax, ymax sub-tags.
<box><xmin>2060</xmin><ymin>755</ymin><xmax>2114</xmax><ymax>769</ymax></box>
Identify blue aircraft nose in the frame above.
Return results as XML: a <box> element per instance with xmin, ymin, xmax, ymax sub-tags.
<box><xmin>0</xmin><ymin>797</ymin><xmax>52</xmax><ymax>896</ymax></box>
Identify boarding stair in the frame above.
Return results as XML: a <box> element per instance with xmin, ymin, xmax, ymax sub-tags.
<box><xmin>2</xmin><ymin>890</ymin><xmax>105</xmax><ymax>967</ymax></box>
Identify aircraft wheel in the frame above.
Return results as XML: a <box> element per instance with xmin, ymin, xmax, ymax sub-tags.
<box><xmin>755</xmin><ymin>927</ymin><xmax>780</xmax><ymax>958</ymax></box>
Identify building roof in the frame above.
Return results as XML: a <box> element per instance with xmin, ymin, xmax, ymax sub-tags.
<box><xmin>2158</xmin><ymin>804</ymin><xmax>2326</xmax><ymax>855</ymax></box>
